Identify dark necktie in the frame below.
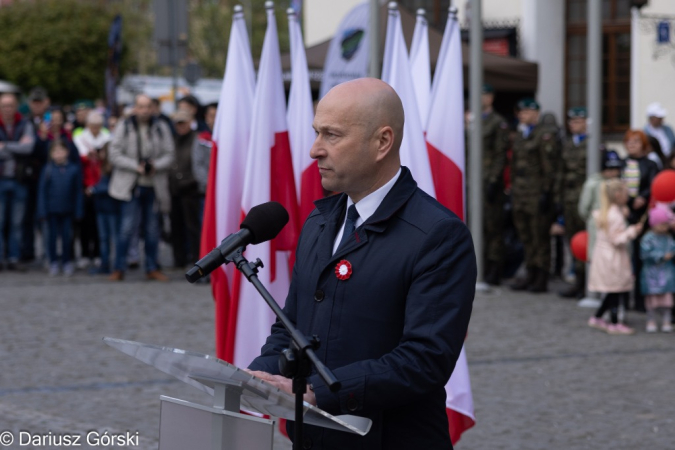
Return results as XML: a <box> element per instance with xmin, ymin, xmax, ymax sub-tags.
<box><xmin>337</xmin><ymin>204</ymin><xmax>359</xmax><ymax>251</ymax></box>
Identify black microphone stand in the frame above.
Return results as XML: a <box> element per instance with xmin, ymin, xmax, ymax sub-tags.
<box><xmin>224</xmin><ymin>247</ymin><xmax>341</xmax><ymax>450</ymax></box>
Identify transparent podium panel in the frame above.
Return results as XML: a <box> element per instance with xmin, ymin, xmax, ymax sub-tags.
<box><xmin>104</xmin><ymin>337</ymin><xmax>372</xmax><ymax>436</ymax></box>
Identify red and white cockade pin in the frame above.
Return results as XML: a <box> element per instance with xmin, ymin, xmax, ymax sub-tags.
<box><xmin>335</xmin><ymin>260</ymin><xmax>353</xmax><ymax>280</ymax></box>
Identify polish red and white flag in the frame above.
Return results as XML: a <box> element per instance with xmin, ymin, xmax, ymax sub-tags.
<box><xmin>425</xmin><ymin>10</ymin><xmax>475</xmax><ymax>443</ymax></box>
<box><xmin>381</xmin><ymin>4</ymin><xmax>435</xmax><ymax>197</ymax></box>
<box><xmin>287</xmin><ymin>8</ymin><xmax>323</xmax><ymax>222</ymax></box>
<box><xmin>232</xmin><ymin>4</ymin><xmax>300</xmax><ymax>369</ymax></box>
<box><xmin>200</xmin><ymin>6</ymin><xmax>255</xmax><ymax>361</ymax></box>
<box><xmin>426</xmin><ymin>9</ymin><xmax>466</xmax><ymax>221</ymax></box>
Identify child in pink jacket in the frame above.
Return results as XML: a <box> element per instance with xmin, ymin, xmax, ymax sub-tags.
<box><xmin>587</xmin><ymin>179</ymin><xmax>643</xmax><ymax>334</ymax></box>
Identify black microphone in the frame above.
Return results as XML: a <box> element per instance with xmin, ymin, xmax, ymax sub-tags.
<box><xmin>185</xmin><ymin>202</ymin><xmax>289</xmax><ymax>283</ymax></box>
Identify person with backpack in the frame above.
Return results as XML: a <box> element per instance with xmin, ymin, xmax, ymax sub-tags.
<box><xmin>107</xmin><ymin>94</ymin><xmax>174</xmax><ymax>282</ymax></box>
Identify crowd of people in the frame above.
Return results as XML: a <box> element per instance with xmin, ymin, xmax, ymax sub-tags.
<box><xmin>0</xmin><ymin>87</ymin><xmax>215</xmax><ymax>281</ymax></box>
<box><xmin>478</xmin><ymin>84</ymin><xmax>675</xmax><ymax>334</ymax></box>
<box><xmin>3</xmin><ymin>83</ymin><xmax>675</xmax><ymax>335</ymax></box>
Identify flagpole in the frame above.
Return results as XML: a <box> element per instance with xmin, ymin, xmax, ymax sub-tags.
<box><xmin>468</xmin><ymin>0</ymin><xmax>487</xmax><ymax>290</ymax></box>
<box><xmin>369</xmin><ymin>0</ymin><xmax>380</xmax><ymax>78</ymax></box>
<box><xmin>587</xmin><ymin>0</ymin><xmax>602</xmax><ymax>175</ymax></box>
<box><xmin>168</xmin><ymin>0</ymin><xmax>179</xmax><ymax>108</ymax></box>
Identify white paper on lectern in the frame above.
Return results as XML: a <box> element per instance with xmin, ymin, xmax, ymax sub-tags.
<box><xmin>103</xmin><ymin>337</ymin><xmax>372</xmax><ymax>436</ymax></box>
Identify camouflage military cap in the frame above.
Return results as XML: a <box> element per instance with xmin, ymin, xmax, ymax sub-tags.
<box><xmin>567</xmin><ymin>106</ymin><xmax>587</xmax><ymax>119</ymax></box>
<box><xmin>482</xmin><ymin>83</ymin><xmax>495</xmax><ymax>94</ymax></box>
<box><xmin>517</xmin><ymin>98</ymin><xmax>539</xmax><ymax>110</ymax></box>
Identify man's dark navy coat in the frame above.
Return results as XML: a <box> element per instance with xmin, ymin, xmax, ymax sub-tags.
<box><xmin>249</xmin><ymin>167</ymin><xmax>476</xmax><ymax>449</ymax></box>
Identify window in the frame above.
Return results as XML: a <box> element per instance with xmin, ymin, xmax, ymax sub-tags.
<box><xmin>565</xmin><ymin>0</ymin><xmax>631</xmax><ymax>134</ymax></box>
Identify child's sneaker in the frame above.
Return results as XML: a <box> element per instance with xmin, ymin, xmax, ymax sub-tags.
<box><xmin>606</xmin><ymin>323</ymin><xmax>635</xmax><ymax>335</ymax></box>
<box><xmin>588</xmin><ymin>316</ymin><xmax>608</xmax><ymax>331</ymax></box>
<box><xmin>49</xmin><ymin>263</ymin><xmax>59</xmax><ymax>277</ymax></box>
<box><xmin>646</xmin><ymin>321</ymin><xmax>658</xmax><ymax>333</ymax></box>
<box><xmin>63</xmin><ymin>262</ymin><xmax>75</xmax><ymax>277</ymax></box>
<box><xmin>662</xmin><ymin>322</ymin><xmax>673</xmax><ymax>333</ymax></box>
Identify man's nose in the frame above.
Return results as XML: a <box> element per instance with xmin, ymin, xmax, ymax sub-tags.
<box><xmin>309</xmin><ymin>139</ymin><xmax>324</xmax><ymax>160</ymax></box>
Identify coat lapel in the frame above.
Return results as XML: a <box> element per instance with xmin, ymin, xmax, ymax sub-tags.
<box><xmin>312</xmin><ymin>167</ymin><xmax>419</xmax><ymax>270</ymax></box>
<box><xmin>313</xmin><ymin>193</ymin><xmax>344</xmax><ymax>268</ymax></box>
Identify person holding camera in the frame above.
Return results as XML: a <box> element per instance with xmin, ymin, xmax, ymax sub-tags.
<box><xmin>108</xmin><ymin>94</ymin><xmax>174</xmax><ymax>281</ymax></box>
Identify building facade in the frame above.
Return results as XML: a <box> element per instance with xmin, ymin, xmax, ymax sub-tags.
<box><xmin>305</xmin><ymin>0</ymin><xmax>675</xmax><ymax>137</ymax></box>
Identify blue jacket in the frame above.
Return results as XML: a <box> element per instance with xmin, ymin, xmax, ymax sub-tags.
<box><xmin>249</xmin><ymin>167</ymin><xmax>476</xmax><ymax>450</ymax></box>
<box><xmin>37</xmin><ymin>161</ymin><xmax>83</xmax><ymax>219</ymax></box>
<box><xmin>34</xmin><ymin>133</ymin><xmax>81</xmax><ymax>168</ymax></box>
<box><xmin>640</xmin><ymin>231</ymin><xmax>675</xmax><ymax>295</ymax></box>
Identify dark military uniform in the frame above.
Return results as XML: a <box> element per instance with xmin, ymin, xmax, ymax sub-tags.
<box><xmin>511</xmin><ymin>123</ymin><xmax>560</xmax><ymax>291</ymax></box>
<box><xmin>482</xmin><ymin>111</ymin><xmax>509</xmax><ymax>284</ymax></box>
<box><xmin>557</xmin><ymin>134</ymin><xmax>587</xmax><ymax>296</ymax></box>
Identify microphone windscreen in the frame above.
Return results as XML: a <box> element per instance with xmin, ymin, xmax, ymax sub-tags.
<box><xmin>240</xmin><ymin>201</ymin><xmax>289</xmax><ymax>244</ymax></box>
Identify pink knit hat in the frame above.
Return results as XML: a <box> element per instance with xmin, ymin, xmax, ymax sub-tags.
<box><xmin>649</xmin><ymin>205</ymin><xmax>673</xmax><ymax>227</ymax></box>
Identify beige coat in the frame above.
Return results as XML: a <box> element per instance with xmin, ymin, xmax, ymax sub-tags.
<box><xmin>587</xmin><ymin>205</ymin><xmax>640</xmax><ymax>293</ymax></box>
<box><xmin>108</xmin><ymin>117</ymin><xmax>174</xmax><ymax>213</ymax></box>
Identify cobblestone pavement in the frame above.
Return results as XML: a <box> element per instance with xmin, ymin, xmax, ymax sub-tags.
<box><xmin>1</xmin><ymin>257</ymin><xmax>673</xmax><ymax>449</ymax></box>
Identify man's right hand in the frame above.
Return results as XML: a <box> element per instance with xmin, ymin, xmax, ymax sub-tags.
<box><xmin>245</xmin><ymin>370</ymin><xmax>317</xmax><ymax>406</ymax></box>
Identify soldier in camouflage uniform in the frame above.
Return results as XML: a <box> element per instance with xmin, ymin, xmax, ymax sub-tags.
<box><xmin>510</xmin><ymin>98</ymin><xmax>560</xmax><ymax>293</ymax></box>
<box><xmin>481</xmin><ymin>84</ymin><xmax>509</xmax><ymax>285</ymax></box>
<box><xmin>557</xmin><ymin>107</ymin><xmax>588</xmax><ymax>299</ymax></box>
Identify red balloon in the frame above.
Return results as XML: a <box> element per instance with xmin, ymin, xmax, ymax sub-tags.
<box><xmin>651</xmin><ymin>170</ymin><xmax>675</xmax><ymax>203</ymax></box>
<box><xmin>571</xmin><ymin>231</ymin><xmax>588</xmax><ymax>262</ymax></box>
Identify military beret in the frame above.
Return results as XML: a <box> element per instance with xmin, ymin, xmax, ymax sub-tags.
<box><xmin>482</xmin><ymin>83</ymin><xmax>494</xmax><ymax>94</ymax></box>
<box><xmin>517</xmin><ymin>98</ymin><xmax>539</xmax><ymax>110</ymax></box>
<box><xmin>567</xmin><ymin>106</ymin><xmax>587</xmax><ymax>119</ymax></box>
<box><xmin>73</xmin><ymin>99</ymin><xmax>94</xmax><ymax>110</ymax></box>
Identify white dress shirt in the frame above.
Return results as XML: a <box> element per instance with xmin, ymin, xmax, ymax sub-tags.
<box><xmin>332</xmin><ymin>167</ymin><xmax>402</xmax><ymax>255</ymax></box>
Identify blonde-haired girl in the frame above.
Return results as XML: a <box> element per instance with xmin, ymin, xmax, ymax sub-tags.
<box><xmin>587</xmin><ymin>179</ymin><xmax>643</xmax><ymax>334</ymax></box>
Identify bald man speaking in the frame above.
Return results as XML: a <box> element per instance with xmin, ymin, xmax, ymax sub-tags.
<box><xmin>248</xmin><ymin>78</ymin><xmax>476</xmax><ymax>449</ymax></box>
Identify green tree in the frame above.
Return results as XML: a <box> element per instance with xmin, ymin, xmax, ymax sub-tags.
<box><xmin>189</xmin><ymin>1</ymin><xmax>232</xmax><ymax>78</ymax></box>
<box><xmin>0</xmin><ymin>0</ymin><xmax>151</xmax><ymax>104</ymax></box>
<box><xmin>188</xmin><ymin>0</ymin><xmax>290</xmax><ymax>79</ymax></box>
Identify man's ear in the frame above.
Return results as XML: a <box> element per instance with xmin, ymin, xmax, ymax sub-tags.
<box><xmin>375</xmin><ymin>125</ymin><xmax>395</xmax><ymax>162</ymax></box>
